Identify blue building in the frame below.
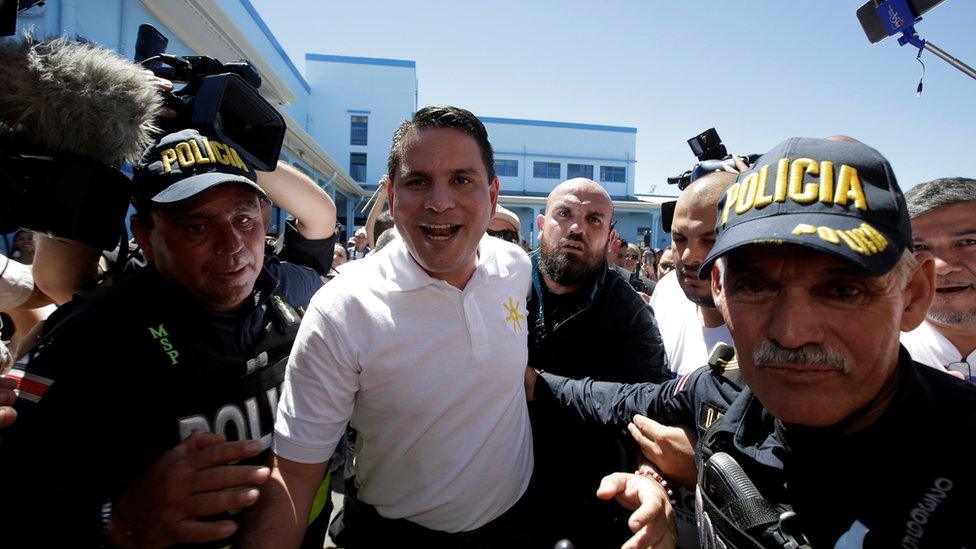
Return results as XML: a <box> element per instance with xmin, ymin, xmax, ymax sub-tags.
<box><xmin>7</xmin><ymin>0</ymin><xmax>670</xmax><ymax>252</ymax></box>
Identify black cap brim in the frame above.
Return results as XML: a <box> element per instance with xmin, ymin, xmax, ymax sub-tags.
<box><xmin>150</xmin><ymin>172</ymin><xmax>268</xmax><ymax>204</ymax></box>
<box><xmin>699</xmin><ymin>212</ymin><xmax>905</xmax><ymax>279</ymax></box>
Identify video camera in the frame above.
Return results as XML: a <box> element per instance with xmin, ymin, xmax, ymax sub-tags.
<box><xmin>135</xmin><ymin>24</ymin><xmax>285</xmax><ymax>172</ymax></box>
<box><xmin>667</xmin><ymin>128</ymin><xmax>760</xmax><ymax>191</ymax></box>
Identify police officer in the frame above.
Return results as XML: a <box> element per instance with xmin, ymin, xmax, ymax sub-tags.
<box><xmin>0</xmin><ymin>128</ymin><xmax>337</xmax><ymax>547</ymax></box>
<box><xmin>529</xmin><ymin>137</ymin><xmax>976</xmax><ymax>547</ymax></box>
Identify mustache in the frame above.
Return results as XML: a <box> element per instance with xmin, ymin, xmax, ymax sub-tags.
<box><xmin>753</xmin><ymin>340</ymin><xmax>853</xmax><ymax>374</ymax></box>
<box><xmin>560</xmin><ymin>234</ymin><xmax>585</xmax><ymax>245</ymax></box>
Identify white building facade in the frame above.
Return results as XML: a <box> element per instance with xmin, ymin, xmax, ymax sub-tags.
<box><xmin>8</xmin><ymin>0</ymin><xmax>670</xmax><ymax>252</ymax></box>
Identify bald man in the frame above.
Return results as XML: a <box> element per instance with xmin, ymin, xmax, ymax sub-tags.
<box><xmin>527</xmin><ymin>178</ymin><xmax>668</xmax><ymax>547</ymax></box>
<box><xmin>649</xmin><ymin>171</ymin><xmax>736</xmax><ymax>376</ymax></box>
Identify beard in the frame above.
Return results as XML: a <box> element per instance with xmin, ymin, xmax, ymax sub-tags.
<box><xmin>538</xmin><ymin>235</ymin><xmax>604</xmax><ymax>287</ymax></box>
<box><xmin>676</xmin><ymin>264</ymin><xmax>716</xmax><ymax>308</ymax></box>
<box><xmin>928</xmin><ymin>305</ymin><xmax>976</xmax><ymax>326</ymax></box>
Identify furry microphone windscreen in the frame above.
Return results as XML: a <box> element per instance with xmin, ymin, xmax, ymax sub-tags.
<box><xmin>0</xmin><ymin>34</ymin><xmax>162</xmax><ymax>165</ymax></box>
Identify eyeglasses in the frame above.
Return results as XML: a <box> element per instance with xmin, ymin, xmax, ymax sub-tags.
<box><xmin>617</xmin><ymin>253</ymin><xmax>639</xmax><ymax>260</ymax></box>
<box><xmin>487</xmin><ymin>229</ymin><xmax>520</xmax><ymax>244</ymax></box>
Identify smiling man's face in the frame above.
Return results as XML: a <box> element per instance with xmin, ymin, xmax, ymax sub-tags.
<box><xmin>387</xmin><ymin>127</ymin><xmax>498</xmax><ymax>289</ymax></box>
<box><xmin>911</xmin><ymin>200</ymin><xmax>976</xmax><ymax>327</ymax></box>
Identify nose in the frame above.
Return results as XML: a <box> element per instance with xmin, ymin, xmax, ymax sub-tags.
<box><xmin>424</xmin><ymin>181</ymin><xmax>456</xmax><ymax>213</ymax></box>
<box><xmin>213</xmin><ymin>222</ymin><xmax>245</xmax><ymax>256</ymax></box>
<box><xmin>766</xmin><ymin>290</ymin><xmax>825</xmax><ymax>350</ymax></box>
<box><xmin>932</xmin><ymin>251</ymin><xmax>961</xmax><ymax>277</ymax></box>
<box><xmin>682</xmin><ymin>240</ymin><xmax>708</xmax><ymax>268</ymax></box>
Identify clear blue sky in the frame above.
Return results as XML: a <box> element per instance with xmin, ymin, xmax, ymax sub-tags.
<box><xmin>251</xmin><ymin>0</ymin><xmax>974</xmax><ymax>197</ymax></box>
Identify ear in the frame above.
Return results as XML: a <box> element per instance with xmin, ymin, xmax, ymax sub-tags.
<box><xmin>489</xmin><ymin>177</ymin><xmax>500</xmax><ymax>216</ymax></box>
<box><xmin>535</xmin><ymin>213</ymin><xmax>545</xmax><ymax>233</ymax></box>
<box><xmin>261</xmin><ymin>200</ymin><xmax>272</xmax><ymax>228</ymax></box>
<box><xmin>900</xmin><ymin>256</ymin><xmax>935</xmax><ymax>332</ymax></box>
<box><xmin>710</xmin><ymin>264</ymin><xmax>726</xmax><ymax>314</ymax></box>
<box><xmin>130</xmin><ymin>214</ymin><xmax>154</xmax><ymax>263</ymax></box>
<box><xmin>386</xmin><ymin>176</ymin><xmax>397</xmax><ymax>220</ymax></box>
<box><xmin>607</xmin><ymin>230</ymin><xmax>621</xmax><ymax>255</ymax></box>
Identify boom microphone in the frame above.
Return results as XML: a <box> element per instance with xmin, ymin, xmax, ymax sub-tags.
<box><xmin>0</xmin><ymin>34</ymin><xmax>162</xmax><ymax>164</ymax></box>
<box><xmin>0</xmin><ymin>34</ymin><xmax>163</xmax><ymax>248</ymax></box>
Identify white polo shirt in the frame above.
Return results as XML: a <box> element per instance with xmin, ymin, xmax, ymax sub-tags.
<box><xmin>274</xmin><ymin>234</ymin><xmax>533</xmax><ymax>533</ymax></box>
<box><xmin>649</xmin><ymin>271</ymin><xmax>732</xmax><ymax>375</ymax></box>
<box><xmin>902</xmin><ymin>319</ymin><xmax>975</xmax><ymax>375</ymax></box>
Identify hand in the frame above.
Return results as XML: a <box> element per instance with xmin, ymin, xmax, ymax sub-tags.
<box><xmin>524</xmin><ymin>366</ymin><xmax>539</xmax><ymax>401</ymax></box>
<box><xmin>597</xmin><ymin>473</ymin><xmax>676</xmax><ymax>549</ymax></box>
<box><xmin>628</xmin><ymin>414</ymin><xmax>698</xmax><ymax>487</ymax></box>
<box><xmin>142</xmin><ymin>69</ymin><xmax>176</xmax><ymax>118</ymax></box>
<box><xmin>108</xmin><ymin>431</ymin><xmax>271</xmax><ymax>548</ymax></box>
<box><xmin>0</xmin><ymin>376</ymin><xmax>18</xmax><ymax>428</ymax></box>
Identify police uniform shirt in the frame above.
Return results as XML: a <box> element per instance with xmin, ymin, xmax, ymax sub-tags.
<box><xmin>0</xmin><ymin>255</ymin><xmax>323</xmax><ymax>546</ymax></box>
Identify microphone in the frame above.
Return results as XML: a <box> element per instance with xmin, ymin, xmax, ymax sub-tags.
<box><xmin>0</xmin><ymin>33</ymin><xmax>162</xmax><ymax>164</ymax></box>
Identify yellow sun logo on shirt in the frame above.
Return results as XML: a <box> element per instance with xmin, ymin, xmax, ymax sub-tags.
<box><xmin>503</xmin><ymin>297</ymin><xmax>526</xmax><ymax>334</ymax></box>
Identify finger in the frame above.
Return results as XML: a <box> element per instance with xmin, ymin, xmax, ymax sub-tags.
<box><xmin>0</xmin><ymin>388</ymin><xmax>16</xmax><ymax>406</ymax></box>
<box><xmin>171</xmin><ymin>518</ymin><xmax>239</xmax><ymax>544</ymax></box>
<box><xmin>160</xmin><ymin>107</ymin><xmax>178</xmax><ymax>118</ymax></box>
<box><xmin>0</xmin><ymin>406</ymin><xmax>17</xmax><ymax>428</ymax></box>
<box><xmin>596</xmin><ymin>472</ymin><xmax>629</xmax><ymax>502</ymax></box>
<box><xmin>622</xmin><ymin>523</ymin><xmax>662</xmax><ymax>549</ymax></box>
<box><xmin>183</xmin><ymin>486</ymin><xmax>261</xmax><ymax>517</ymax></box>
<box><xmin>189</xmin><ymin>439</ymin><xmax>262</xmax><ymax>470</ymax></box>
<box><xmin>192</xmin><ymin>465</ymin><xmax>271</xmax><ymax>493</ymax></box>
<box><xmin>628</xmin><ymin>422</ymin><xmax>661</xmax><ymax>459</ymax></box>
<box><xmin>180</xmin><ymin>431</ymin><xmax>228</xmax><ymax>454</ymax></box>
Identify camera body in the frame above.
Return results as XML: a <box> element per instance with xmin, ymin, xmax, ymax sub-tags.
<box><xmin>136</xmin><ymin>24</ymin><xmax>285</xmax><ymax>172</ymax></box>
<box><xmin>667</xmin><ymin>128</ymin><xmax>759</xmax><ymax>191</ymax></box>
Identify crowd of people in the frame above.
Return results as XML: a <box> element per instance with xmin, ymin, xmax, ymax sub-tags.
<box><xmin>1</xmin><ymin>36</ymin><xmax>975</xmax><ymax>549</ymax></box>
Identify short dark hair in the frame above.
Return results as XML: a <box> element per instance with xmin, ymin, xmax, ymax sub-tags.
<box><xmin>373</xmin><ymin>210</ymin><xmax>395</xmax><ymax>238</ymax></box>
<box><xmin>905</xmin><ymin>177</ymin><xmax>976</xmax><ymax>218</ymax></box>
<box><xmin>387</xmin><ymin>105</ymin><xmax>496</xmax><ymax>183</ymax></box>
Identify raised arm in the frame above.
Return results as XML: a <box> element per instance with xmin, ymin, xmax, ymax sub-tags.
<box><xmin>256</xmin><ymin>162</ymin><xmax>336</xmax><ymax>240</ymax></box>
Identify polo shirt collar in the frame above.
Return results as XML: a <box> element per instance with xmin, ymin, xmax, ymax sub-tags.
<box><xmin>386</xmin><ymin>234</ymin><xmax>508</xmax><ymax>292</ymax></box>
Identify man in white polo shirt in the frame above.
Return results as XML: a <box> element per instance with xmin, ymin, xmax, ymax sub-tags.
<box><xmin>902</xmin><ymin>177</ymin><xmax>976</xmax><ymax>382</ymax></box>
<box><xmin>241</xmin><ymin>106</ymin><xmax>533</xmax><ymax>548</ymax></box>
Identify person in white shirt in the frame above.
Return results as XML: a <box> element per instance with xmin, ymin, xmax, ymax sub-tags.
<box><xmin>649</xmin><ymin>172</ymin><xmax>735</xmax><ymax>375</ymax></box>
<box><xmin>902</xmin><ymin>177</ymin><xmax>976</xmax><ymax>381</ymax></box>
<box><xmin>241</xmin><ymin>106</ymin><xmax>535</xmax><ymax>548</ymax></box>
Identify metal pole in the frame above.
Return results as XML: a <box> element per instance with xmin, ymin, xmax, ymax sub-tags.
<box><xmin>923</xmin><ymin>40</ymin><xmax>976</xmax><ymax>81</ymax></box>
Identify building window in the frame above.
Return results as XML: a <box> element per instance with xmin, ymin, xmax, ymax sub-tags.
<box><xmin>350</xmin><ymin>153</ymin><xmax>367</xmax><ymax>182</ymax></box>
<box><xmin>495</xmin><ymin>159</ymin><xmax>518</xmax><ymax>177</ymax></box>
<box><xmin>533</xmin><ymin>161</ymin><xmax>561</xmax><ymax>179</ymax></box>
<box><xmin>350</xmin><ymin>115</ymin><xmax>368</xmax><ymax>146</ymax></box>
<box><xmin>600</xmin><ymin>165</ymin><xmax>626</xmax><ymax>183</ymax></box>
<box><xmin>567</xmin><ymin>163</ymin><xmax>593</xmax><ymax>179</ymax></box>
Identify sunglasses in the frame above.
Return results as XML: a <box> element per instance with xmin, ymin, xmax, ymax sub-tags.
<box><xmin>487</xmin><ymin>229</ymin><xmax>520</xmax><ymax>244</ymax></box>
<box><xmin>617</xmin><ymin>253</ymin><xmax>639</xmax><ymax>260</ymax></box>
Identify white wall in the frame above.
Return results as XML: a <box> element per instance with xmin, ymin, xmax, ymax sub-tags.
<box><xmin>304</xmin><ymin>55</ymin><xmax>417</xmax><ymax>190</ymax></box>
<box><xmin>484</xmin><ymin>118</ymin><xmax>637</xmax><ymax>198</ymax></box>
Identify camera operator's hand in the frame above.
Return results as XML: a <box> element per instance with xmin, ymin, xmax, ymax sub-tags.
<box><xmin>255</xmin><ymin>162</ymin><xmax>337</xmax><ymax>240</ymax></box>
<box><xmin>628</xmin><ymin>414</ymin><xmax>697</xmax><ymax>487</ymax></box>
<box><xmin>597</xmin><ymin>472</ymin><xmax>676</xmax><ymax>549</ymax></box>
<box><xmin>0</xmin><ymin>376</ymin><xmax>18</xmax><ymax>428</ymax></box>
<box><xmin>108</xmin><ymin>431</ymin><xmax>270</xmax><ymax>548</ymax></box>
<box><xmin>142</xmin><ymin>69</ymin><xmax>177</xmax><ymax>118</ymax></box>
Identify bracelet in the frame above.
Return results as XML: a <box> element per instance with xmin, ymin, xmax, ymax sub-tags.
<box><xmin>635</xmin><ymin>464</ymin><xmax>676</xmax><ymax>504</ymax></box>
